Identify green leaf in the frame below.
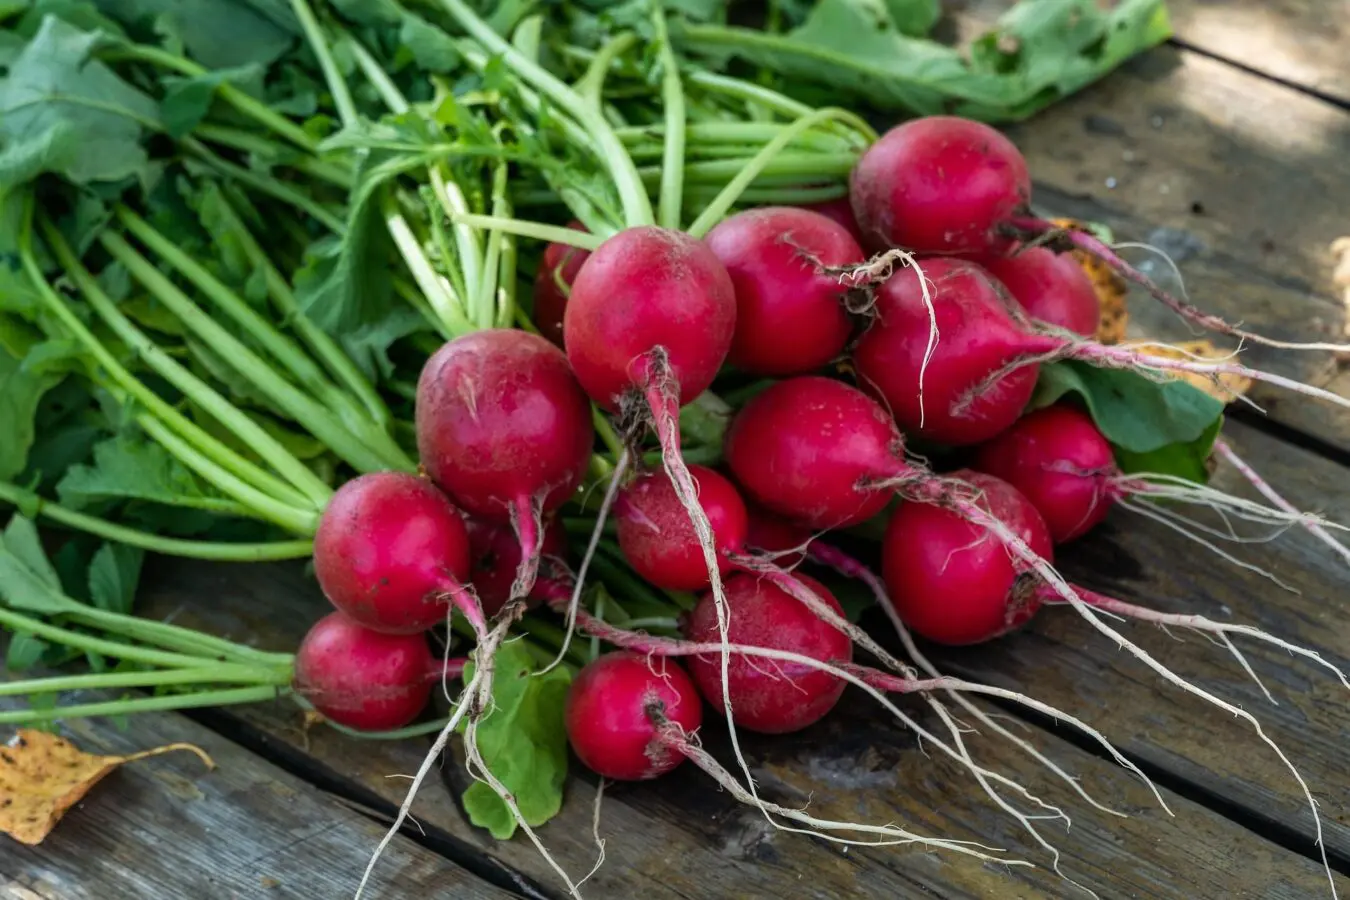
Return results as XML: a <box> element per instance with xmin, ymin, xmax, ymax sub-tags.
<box><xmin>459</xmin><ymin>639</ymin><xmax>571</xmax><ymax>840</ymax></box>
<box><xmin>0</xmin><ymin>516</ymin><xmax>76</xmax><ymax>616</ymax></box>
<box><xmin>87</xmin><ymin>541</ymin><xmax>143</xmax><ymax>614</ymax></box>
<box><xmin>398</xmin><ymin>13</ymin><xmax>460</xmax><ymax>72</ymax></box>
<box><xmin>0</xmin><ymin>321</ymin><xmax>61</xmax><ymax>480</ymax></box>
<box><xmin>883</xmin><ymin>0</ymin><xmax>938</xmax><ymax>37</ymax></box>
<box><xmin>5</xmin><ymin>631</ymin><xmax>49</xmax><ymax>673</ymax></box>
<box><xmin>105</xmin><ymin>0</ymin><xmax>298</xmax><ymax>69</ymax></box>
<box><xmin>1114</xmin><ymin>414</ymin><xmax>1223</xmax><ymax>483</ymax></box>
<box><xmin>676</xmin><ymin>0</ymin><xmax>1171</xmax><ymax>122</ymax></box>
<box><xmin>17</xmin><ymin>376</ymin><xmax>106</xmax><ymax>493</ymax></box>
<box><xmin>55</xmin><ymin>430</ymin><xmax>235</xmax><ymax>514</ymax></box>
<box><xmin>0</xmin><ymin>17</ymin><xmax>161</xmax><ymax>191</ymax></box>
<box><xmin>1029</xmin><ymin>361</ymin><xmax>1224</xmax><ymax>455</ymax></box>
<box><xmin>161</xmin><ymin>64</ymin><xmax>265</xmax><ymax>138</ymax></box>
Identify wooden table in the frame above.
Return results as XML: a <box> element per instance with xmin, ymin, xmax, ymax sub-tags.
<box><xmin>6</xmin><ymin>3</ymin><xmax>1350</xmax><ymax>897</ymax></box>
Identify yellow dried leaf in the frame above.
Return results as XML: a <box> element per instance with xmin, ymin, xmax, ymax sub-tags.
<box><xmin>0</xmin><ymin>729</ymin><xmax>214</xmax><ymax>845</ymax></box>
<box><xmin>1137</xmin><ymin>340</ymin><xmax>1254</xmax><ymax>401</ymax></box>
<box><xmin>1050</xmin><ymin>217</ymin><xmax>1130</xmax><ymax>345</ymax></box>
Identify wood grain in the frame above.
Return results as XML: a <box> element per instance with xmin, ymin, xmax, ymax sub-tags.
<box><xmin>0</xmin><ymin>696</ymin><xmax>512</xmax><ymax>900</ymax></box>
<box><xmin>917</xmin><ymin>418</ymin><xmax>1350</xmax><ymax>863</ymax></box>
<box><xmin>128</xmin><ymin>550</ymin><xmax>1348</xmax><ymax>899</ymax></box>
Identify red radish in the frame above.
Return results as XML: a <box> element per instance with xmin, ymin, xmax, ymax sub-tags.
<box><xmin>313</xmin><ymin>471</ymin><xmax>476</xmax><ymax>634</ymax></box>
<box><xmin>531</xmin><ymin>220</ymin><xmax>590</xmax><ymax>347</ymax></box>
<box><xmin>724</xmin><ymin>375</ymin><xmax>911</xmax><ymax>531</ymax></box>
<box><xmin>683</xmin><ymin>572</ymin><xmax>852</xmax><ymax>734</ymax></box>
<box><xmin>563</xmin><ymin>226</ymin><xmax>735</xmax><ymax>413</ymax></box>
<box><xmin>293</xmin><ymin>611</ymin><xmax>440</xmax><ymax>731</ymax></box>
<box><xmin>416</xmin><ymin>328</ymin><xmax>593</xmax><ymax>605</ymax></box>
<box><xmin>705</xmin><ymin>207</ymin><xmax>861</xmax><ymax>375</ymax></box>
<box><xmin>853</xmin><ymin>256</ymin><xmax>1050</xmax><ymax>446</ymax></box>
<box><xmin>801</xmin><ymin>197</ymin><xmax>865</xmax><ymax>245</ymax></box>
<box><xmin>564</xmin><ymin>651</ymin><xmax>704</xmax><ymax>780</ymax></box>
<box><xmin>744</xmin><ymin>503</ymin><xmax>813</xmax><ymax>567</ymax></box>
<box><xmin>615</xmin><ymin>464</ymin><xmax>748</xmax><ymax>591</ymax></box>
<box><xmin>978</xmin><ymin>247</ymin><xmax>1100</xmax><ymax>337</ymax></box>
<box><xmin>465</xmin><ymin>515</ymin><xmax>569</xmax><ymax>618</ymax></box>
<box><xmin>973</xmin><ymin>405</ymin><xmax>1117</xmax><ymax>543</ymax></box>
<box><xmin>882</xmin><ymin>470</ymin><xmax>1053</xmax><ymax>645</ymax></box>
<box><xmin>849</xmin><ymin>116</ymin><xmax>1030</xmax><ymax>256</ymax></box>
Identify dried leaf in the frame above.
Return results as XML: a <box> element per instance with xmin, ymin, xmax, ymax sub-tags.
<box><xmin>1136</xmin><ymin>340</ymin><xmax>1254</xmax><ymax>401</ymax></box>
<box><xmin>0</xmin><ymin>729</ymin><xmax>214</xmax><ymax>845</ymax></box>
<box><xmin>1051</xmin><ymin>217</ymin><xmax>1129</xmax><ymax>344</ymax></box>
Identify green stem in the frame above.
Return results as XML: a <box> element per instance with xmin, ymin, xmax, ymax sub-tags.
<box><xmin>347</xmin><ymin>34</ymin><xmax>411</xmax><ymax>114</ymax></box>
<box><xmin>492</xmin><ymin>162</ymin><xmax>517</xmax><ymax>329</ymax></box>
<box><xmin>620</xmin><ymin>121</ymin><xmax>853</xmax><ymax>153</ymax></box>
<box><xmin>384</xmin><ymin>195</ymin><xmax>475</xmax><ymax>337</ymax></box>
<box><xmin>592</xmin><ymin>409</ymin><xmax>624</xmax><ymax>465</ymax></box>
<box><xmin>576</xmin><ymin>33</ymin><xmax>638</xmax><ymax>107</ymax></box>
<box><xmin>436</xmin><ymin>0</ymin><xmax>653</xmax><ymax>227</ymax></box>
<box><xmin>0</xmin><ymin>482</ymin><xmax>314</xmax><ymax>562</ymax></box>
<box><xmin>182</xmin><ymin>138</ymin><xmax>348</xmax><ymax>234</ymax></box>
<box><xmin>193</xmin><ymin>124</ymin><xmax>353</xmax><ymax>188</ymax></box>
<box><xmin>0</xmin><ymin>609</ymin><xmax>213</xmax><ymax>670</ymax></box>
<box><xmin>651</xmin><ymin>4</ymin><xmax>686</xmax><ymax>230</ymax></box>
<box><xmin>31</xmin><ymin>218</ymin><xmax>318</xmax><ymax>515</ymax></box>
<box><xmin>0</xmin><ymin>666</ymin><xmax>286</xmax><ymax>698</ymax></box>
<box><xmin>688</xmin><ymin>109</ymin><xmax>864</xmax><ymax>238</ymax></box>
<box><xmin>290</xmin><ymin>0</ymin><xmax>359</xmax><ymax>128</ymax></box>
<box><xmin>450</xmin><ymin>213</ymin><xmax>603</xmax><ymax>250</ymax></box>
<box><xmin>648</xmin><ymin>152</ymin><xmax>858</xmax><ymax>184</ymax></box>
<box><xmin>429</xmin><ymin>167</ymin><xmax>483</xmax><ymax>305</ymax></box>
<box><xmin>206</xmin><ymin>191</ymin><xmax>392</xmax><ymax>429</ymax></box>
<box><xmin>0</xmin><ymin>686</ymin><xmax>286</xmax><ymax>725</ymax></box>
<box><xmin>476</xmin><ymin>161</ymin><xmax>508</xmax><ymax>330</ymax></box>
<box><xmin>63</xmin><ymin>607</ymin><xmax>296</xmax><ymax>668</ymax></box>
<box><xmin>100</xmin><ymin>230</ymin><xmax>399</xmax><ymax>478</ymax></box>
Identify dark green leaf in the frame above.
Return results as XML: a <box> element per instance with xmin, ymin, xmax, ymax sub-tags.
<box><xmin>15</xmin><ymin>0</ymin><xmax>128</xmax><ymax>37</ymax></box>
<box><xmin>0</xmin><ymin>335</ymin><xmax>61</xmax><ymax>480</ymax></box>
<box><xmin>102</xmin><ymin>0</ymin><xmax>297</xmax><ymax>69</ymax></box>
<box><xmin>55</xmin><ymin>430</ymin><xmax>236</xmax><ymax>514</ymax></box>
<box><xmin>161</xmin><ymin>64</ymin><xmax>265</xmax><ymax>138</ymax></box>
<box><xmin>1029</xmin><ymin>361</ymin><xmax>1225</xmax><ymax>455</ymax></box>
<box><xmin>5</xmin><ymin>631</ymin><xmax>49</xmax><ymax>672</ymax></box>
<box><xmin>87</xmin><ymin>541</ymin><xmax>143</xmax><ymax>614</ymax></box>
<box><xmin>0</xmin><ymin>516</ymin><xmax>75</xmax><ymax>616</ymax></box>
<box><xmin>1114</xmin><ymin>414</ymin><xmax>1223</xmax><ymax>483</ymax></box>
<box><xmin>883</xmin><ymin>0</ymin><xmax>938</xmax><ymax>37</ymax></box>
<box><xmin>0</xmin><ymin>17</ymin><xmax>161</xmax><ymax>191</ymax></box>
<box><xmin>398</xmin><ymin>13</ymin><xmax>460</xmax><ymax>72</ymax></box>
<box><xmin>459</xmin><ymin>639</ymin><xmax>571</xmax><ymax>840</ymax></box>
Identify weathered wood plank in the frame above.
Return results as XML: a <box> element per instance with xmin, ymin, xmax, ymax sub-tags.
<box><xmin>922</xmin><ymin>418</ymin><xmax>1350</xmax><ymax>863</ymax></box>
<box><xmin>0</xmin><ymin>697</ymin><xmax>512</xmax><ymax>899</ymax></box>
<box><xmin>950</xmin><ymin>4</ymin><xmax>1350</xmax><ymax>450</ymax></box>
<box><xmin>131</xmin><ymin>553</ymin><xmax>1348</xmax><ymax>899</ymax></box>
<box><xmin>1165</xmin><ymin>0</ymin><xmax>1350</xmax><ymax>105</ymax></box>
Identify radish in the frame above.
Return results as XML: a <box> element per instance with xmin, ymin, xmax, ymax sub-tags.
<box><xmin>705</xmin><ymin>206</ymin><xmax>861</xmax><ymax>375</ymax></box>
<box><xmin>293</xmin><ymin>611</ymin><xmax>446</xmax><ymax>731</ymax></box>
<box><xmin>615</xmin><ymin>464</ymin><xmax>748</xmax><ymax>591</ymax></box>
<box><xmin>852</xmin><ymin>256</ymin><xmax>1043</xmax><ymax>446</ymax></box>
<box><xmin>531</xmin><ymin>220</ymin><xmax>590</xmax><ymax>348</ymax></box>
<box><xmin>977</xmin><ymin>247</ymin><xmax>1099</xmax><ymax>337</ymax></box>
<box><xmin>465</xmin><ymin>514</ymin><xmax>569</xmax><ymax>619</ymax></box>
<box><xmin>851</xmin><ymin>257</ymin><xmax>1350</xmax><ymax>443</ymax></box>
<box><xmin>313</xmin><ymin>471</ymin><xmax>480</xmax><ymax>635</ymax></box>
<box><xmin>416</xmin><ymin>328</ymin><xmax>593</xmax><ymax>607</ymax></box>
<box><xmin>973</xmin><ymin>405</ymin><xmax>1117</xmax><ymax>543</ymax></box>
<box><xmin>683</xmin><ymin>572</ymin><xmax>852</xmax><ymax>733</ymax></box>
<box><xmin>851</xmin><ymin>115</ymin><xmax>1350</xmax><ymax>352</ymax></box>
<box><xmin>724</xmin><ymin>375</ymin><xmax>911</xmax><ymax>531</ymax></box>
<box><xmin>564</xmin><ymin>650</ymin><xmax>704</xmax><ymax>781</ymax></box>
<box><xmin>801</xmin><ymin>197</ymin><xmax>865</xmax><ymax>245</ymax></box>
<box><xmin>882</xmin><ymin>470</ymin><xmax>1052</xmax><ymax>645</ymax></box>
<box><xmin>744</xmin><ymin>503</ymin><xmax>813</xmax><ymax>567</ymax></box>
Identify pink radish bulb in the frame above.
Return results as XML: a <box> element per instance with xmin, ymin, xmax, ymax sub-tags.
<box><xmin>465</xmin><ymin>515</ymin><xmax>569</xmax><ymax>618</ymax></box>
<box><xmin>313</xmin><ymin>471</ymin><xmax>472</xmax><ymax>634</ymax></box>
<box><xmin>849</xmin><ymin>115</ymin><xmax>1031</xmax><ymax>255</ymax></box>
<box><xmin>562</xmin><ymin>226</ymin><xmax>736</xmax><ymax>413</ymax></box>
<box><xmin>979</xmin><ymin>247</ymin><xmax>1100</xmax><ymax>337</ymax></box>
<box><xmin>531</xmin><ymin>220</ymin><xmax>590</xmax><ymax>348</ymax></box>
<box><xmin>882</xmin><ymin>470</ymin><xmax>1054</xmax><ymax>645</ymax></box>
<box><xmin>973</xmin><ymin>404</ymin><xmax>1118</xmax><ymax>543</ymax></box>
<box><xmin>705</xmin><ymin>207</ymin><xmax>861</xmax><ymax>375</ymax></box>
<box><xmin>801</xmin><ymin>197</ymin><xmax>865</xmax><ymax>245</ymax></box>
<box><xmin>564</xmin><ymin>651</ymin><xmax>704</xmax><ymax>780</ymax></box>
<box><xmin>416</xmin><ymin>328</ymin><xmax>593</xmax><ymax>602</ymax></box>
<box><xmin>683</xmin><ymin>572</ymin><xmax>852</xmax><ymax>734</ymax></box>
<box><xmin>744</xmin><ymin>503</ymin><xmax>814</xmax><ymax>567</ymax></box>
<box><xmin>293</xmin><ymin>611</ymin><xmax>439</xmax><ymax>731</ymax></box>
<box><xmin>615</xmin><ymin>464</ymin><xmax>749</xmax><ymax>591</ymax></box>
<box><xmin>725</xmin><ymin>375</ymin><xmax>911</xmax><ymax>531</ymax></box>
<box><xmin>853</xmin><ymin>256</ymin><xmax>1049</xmax><ymax>446</ymax></box>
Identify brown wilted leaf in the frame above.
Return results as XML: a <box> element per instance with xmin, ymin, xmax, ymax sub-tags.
<box><xmin>1050</xmin><ymin>217</ymin><xmax>1130</xmax><ymax>344</ymax></box>
<box><xmin>1137</xmin><ymin>340</ymin><xmax>1254</xmax><ymax>401</ymax></box>
<box><xmin>0</xmin><ymin>729</ymin><xmax>214</xmax><ymax>845</ymax></box>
